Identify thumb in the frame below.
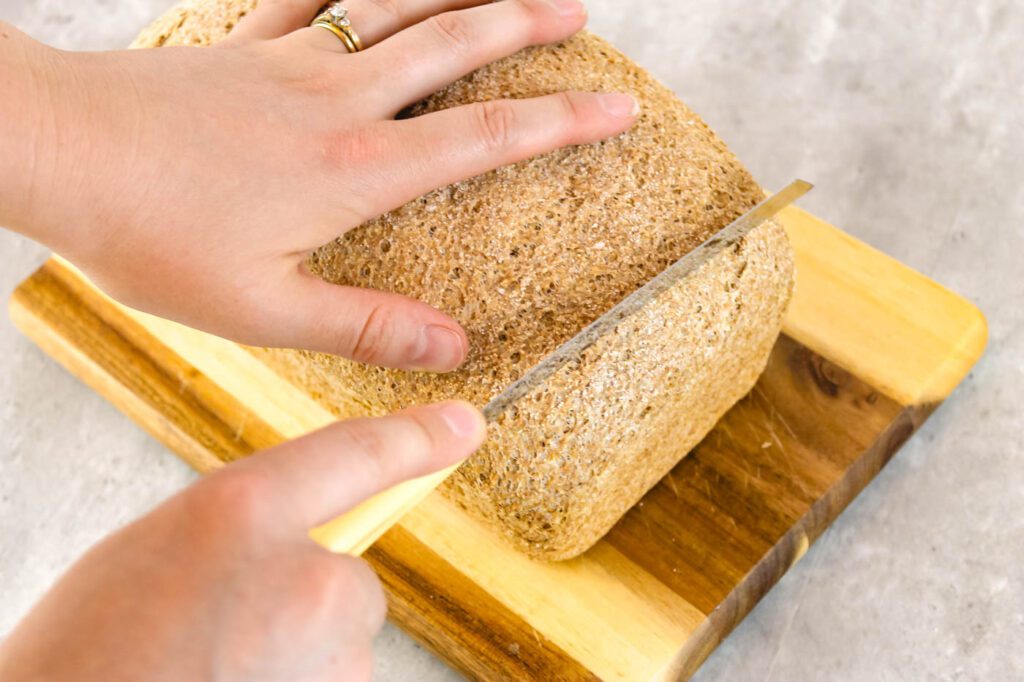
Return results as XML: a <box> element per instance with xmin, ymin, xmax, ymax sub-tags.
<box><xmin>265</xmin><ymin>271</ymin><xmax>468</xmax><ymax>371</ymax></box>
<box><xmin>230</xmin><ymin>401</ymin><xmax>487</xmax><ymax>533</ymax></box>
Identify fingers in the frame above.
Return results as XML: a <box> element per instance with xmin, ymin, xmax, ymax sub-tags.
<box><xmin>311</xmin><ymin>0</ymin><xmax>489</xmax><ymax>49</ymax></box>
<box><xmin>229</xmin><ymin>0</ymin><xmax>325</xmax><ymax>41</ymax></box>
<box><xmin>362</xmin><ymin>0</ymin><xmax>588</xmax><ymax>115</ymax></box>
<box><xmin>342</xmin><ymin>91</ymin><xmax>638</xmax><ymax>219</ymax></box>
<box><xmin>239</xmin><ymin>402</ymin><xmax>487</xmax><ymax>531</ymax></box>
<box><xmin>297</xmin><ymin>0</ymin><xmax>490</xmax><ymax>54</ymax></box>
<box><xmin>262</xmin><ymin>271</ymin><xmax>468</xmax><ymax>372</ymax></box>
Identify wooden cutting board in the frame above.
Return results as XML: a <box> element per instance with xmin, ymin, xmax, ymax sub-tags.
<box><xmin>9</xmin><ymin>204</ymin><xmax>986</xmax><ymax>680</ymax></box>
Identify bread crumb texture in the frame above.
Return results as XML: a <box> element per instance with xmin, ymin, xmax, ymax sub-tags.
<box><xmin>135</xmin><ymin>0</ymin><xmax>795</xmax><ymax>560</ymax></box>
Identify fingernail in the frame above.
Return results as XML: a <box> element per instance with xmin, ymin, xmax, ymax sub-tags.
<box><xmin>438</xmin><ymin>401</ymin><xmax>485</xmax><ymax>439</ymax></box>
<box><xmin>412</xmin><ymin>325</ymin><xmax>466</xmax><ymax>372</ymax></box>
<box><xmin>548</xmin><ymin>0</ymin><xmax>586</xmax><ymax>18</ymax></box>
<box><xmin>598</xmin><ymin>93</ymin><xmax>640</xmax><ymax>118</ymax></box>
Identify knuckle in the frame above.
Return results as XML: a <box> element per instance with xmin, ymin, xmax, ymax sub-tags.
<box><xmin>366</xmin><ymin>0</ymin><xmax>401</xmax><ymax>21</ymax></box>
<box><xmin>272</xmin><ymin>0</ymin><xmax>320</xmax><ymax>19</ymax></box>
<box><xmin>319</xmin><ymin>126</ymin><xmax>390</xmax><ymax>169</ymax></box>
<box><xmin>294</xmin><ymin>72</ymin><xmax>335</xmax><ymax>96</ymax></box>
<box><xmin>299</xmin><ymin>555</ymin><xmax>386</xmax><ymax>632</ymax></box>
<box><xmin>337</xmin><ymin>422</ymin><xmax>391</xmax><ymax>486</ymax></box>
<box><xmin>513</xmin><ymin>0</ymin><xmax>576</xmax><ymax>42</ymax></box>
<box><xmin>554</xmin><ymin>90</ymin><xmax>583</xmax><ymax>124</ymax></box>
<box><xmin>281</xmin><ymin>554</ymin><xmax>352</xmax><ymax>633</ymax></box>
<box><xmin>513</xmin><ymin>0</ymin><xmax>548</xmax><ymax>30</ymax></box>
<box><xmin>365</xmin><ymin>576</ymin><xmax>388</xmax><ymax>631</ymax></box>
<box><xmin>427</xmin><ymin>12</ymin><xmax>474</xmax><ymax>56</ymax></box>
<box><xmin>347</xmin><ymin>304</ymin><xmax>395</xmax><ymax>365</ymax></box>
<box><xmin>346</xmin><ymin>557</ymin><xmax>388</xmax><ymax>629</ymax></box>
<box><xmin>474</xmin><ymin>100</ymin><xmax>520</xmax><ymax>152</ymax></box>
<box><xmin>402</xmin><ymin>411</ymin><xmax>441</xmax><ymax>457</ymax></box>
<box><xmin>305</xmin><ymin>554</ymin><xmax>350</xmax><ymax>603</ymax></box>
<box><xmin>195</xmin><ymin>467</ymin><xmax>277</xmax><ymax>531</ymax></box>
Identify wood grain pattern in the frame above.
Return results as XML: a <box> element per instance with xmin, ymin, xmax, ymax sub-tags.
<box><xmin>9</xmin><ymin>207</ymin><xmax>986</xmax><ymax>680</ymax></box>
<box><xmin>780</xmin><ymin>205</ymin><xmax>987</xmax><ymax>404</ymax></box>
<box><xmin>368</xmin><ymin>526</ymin><xmax>598</xmax><ymax>681</ymax></box>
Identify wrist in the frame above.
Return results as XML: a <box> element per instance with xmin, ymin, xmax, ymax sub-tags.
<box><xmin>0</xmin><ymin>24</ymin><xmax>65</xmax><ymax>241</ymax></box>
<box><xmin>0</xmin><ymin>24</ymin><xmax>137</xmax><ymax>259</ymax></box>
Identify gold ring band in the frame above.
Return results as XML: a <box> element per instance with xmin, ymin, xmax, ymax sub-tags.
<box><xmin>312</xmin><ymin>20</ymin><xmax>357</xmax><ymax>53</ymax></box>
<box><xmin>311</xmin><ymin>3</ymin><xmax>363</xmax><ymax>53</ymax></box>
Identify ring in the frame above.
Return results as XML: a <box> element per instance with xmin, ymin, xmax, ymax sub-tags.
<box><xmin>311</xmin><ymin>2</ymin><xmax>363</xmax><ymax>53</ymax></box>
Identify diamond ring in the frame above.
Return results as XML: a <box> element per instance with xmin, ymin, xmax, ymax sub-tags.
<box><xmin>311</xmin><ymin>2</ymin><xmax>363</xmax><ymax>53</ymax></box>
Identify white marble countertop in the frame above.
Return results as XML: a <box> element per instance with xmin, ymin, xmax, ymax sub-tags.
<box><xmin>1</xmin><ymin>1</ymin><xmax>1021</xmax><ymax>679</ymax></box>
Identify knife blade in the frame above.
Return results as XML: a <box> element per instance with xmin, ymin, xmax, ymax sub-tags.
<box><xmin>481</xmin><ymin>179</ymin><xmax>813</xmax><ymax>423</ymax></box>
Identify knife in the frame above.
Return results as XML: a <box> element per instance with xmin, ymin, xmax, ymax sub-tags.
<box><xmin>481</xmin><ymin>179</ymin><xmax>813</xmax><ymax>423</ymax></box>
<box><xmin>311</xmin><ymin>179</ymin><xmax>812</xmax><ymax>554</ymax></box>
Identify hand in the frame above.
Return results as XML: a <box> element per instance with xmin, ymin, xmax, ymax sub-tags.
<box><xmin>1</xmin><ymin>0</ymin><xmax>637</xmax><ymax>371</ymax></box>
<box><xmin>0</xmin><ymin>401</ymin><xmax>487</xmax><ymax>682</ymax></box>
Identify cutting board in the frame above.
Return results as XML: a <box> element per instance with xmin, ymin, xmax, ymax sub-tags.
<box><xmin>9</xmin><ymin>204</ymin><xmax>986</xmax><ymax>680</ymax></box>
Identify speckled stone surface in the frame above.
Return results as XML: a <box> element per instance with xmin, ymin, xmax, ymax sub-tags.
<box><xmin>1</xmin><ymin>1</ymin><xmax>1021</xmax><ymax>680</ymax></box>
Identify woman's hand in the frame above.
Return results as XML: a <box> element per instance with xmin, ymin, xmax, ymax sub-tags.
<box><xmin>1</xmin><ymin>0</ymin><xmax>637</xmax><ymax>371</ymax></box>
<box><xmin>0</xmin><ymin>401</ymin><xmax>487</xmax><ymax>682</ymax></box>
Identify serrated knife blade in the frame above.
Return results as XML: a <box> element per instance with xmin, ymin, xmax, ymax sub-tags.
<box><xmin>481</xmin><ymin>179</ymin><xmax>813</xmax><ymax>423</ymax></box>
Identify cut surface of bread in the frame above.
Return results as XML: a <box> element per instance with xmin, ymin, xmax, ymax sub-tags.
<box><xmin>133</xmin><ymin>0</ymin><xmax>795</xmax><ymax>560</ymax></box>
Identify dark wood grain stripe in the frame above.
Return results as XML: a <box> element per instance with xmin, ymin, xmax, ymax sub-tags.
<box><xmin>369</xmin><ymin>526</ymin><xmax>597</xmax><ymax>681</ymax></box>
<box><xmin>668</xmin><ymin>402</ymin><xmax>932</xmax><ymax>680</ymax></box>
<box><xmin>605</xmin><ymin>335</ymin><xmax>907</xmax><ymax>615</ymax></box>
<box><xmin>12</xmin><ymin>261</ymin><xmax>283</xmax><ymax>467</ymax></box>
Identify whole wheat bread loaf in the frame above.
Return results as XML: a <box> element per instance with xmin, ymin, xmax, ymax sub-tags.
<box><xmin>134</xmin><ymin>0</ymin><xmax>795</xmax><ymax>560</ymax></box>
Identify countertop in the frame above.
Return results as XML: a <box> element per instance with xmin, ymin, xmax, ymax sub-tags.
<box><xmin>1</xmin><ymin>1</ymin><xmax>1021</xmax><ymax>679</ymax></box>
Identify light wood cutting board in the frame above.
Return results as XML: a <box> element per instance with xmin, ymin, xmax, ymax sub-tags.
<box><xmin>9</xmin><ymin>204</ymin><xmax>986</xmax><ymax>680</ymax></box>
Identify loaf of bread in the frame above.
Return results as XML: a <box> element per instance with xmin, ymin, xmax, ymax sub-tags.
<box><xmin>135</xmin><ymin>0</ymin><xmax>795</xmax><ymax>560</ymax></box>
